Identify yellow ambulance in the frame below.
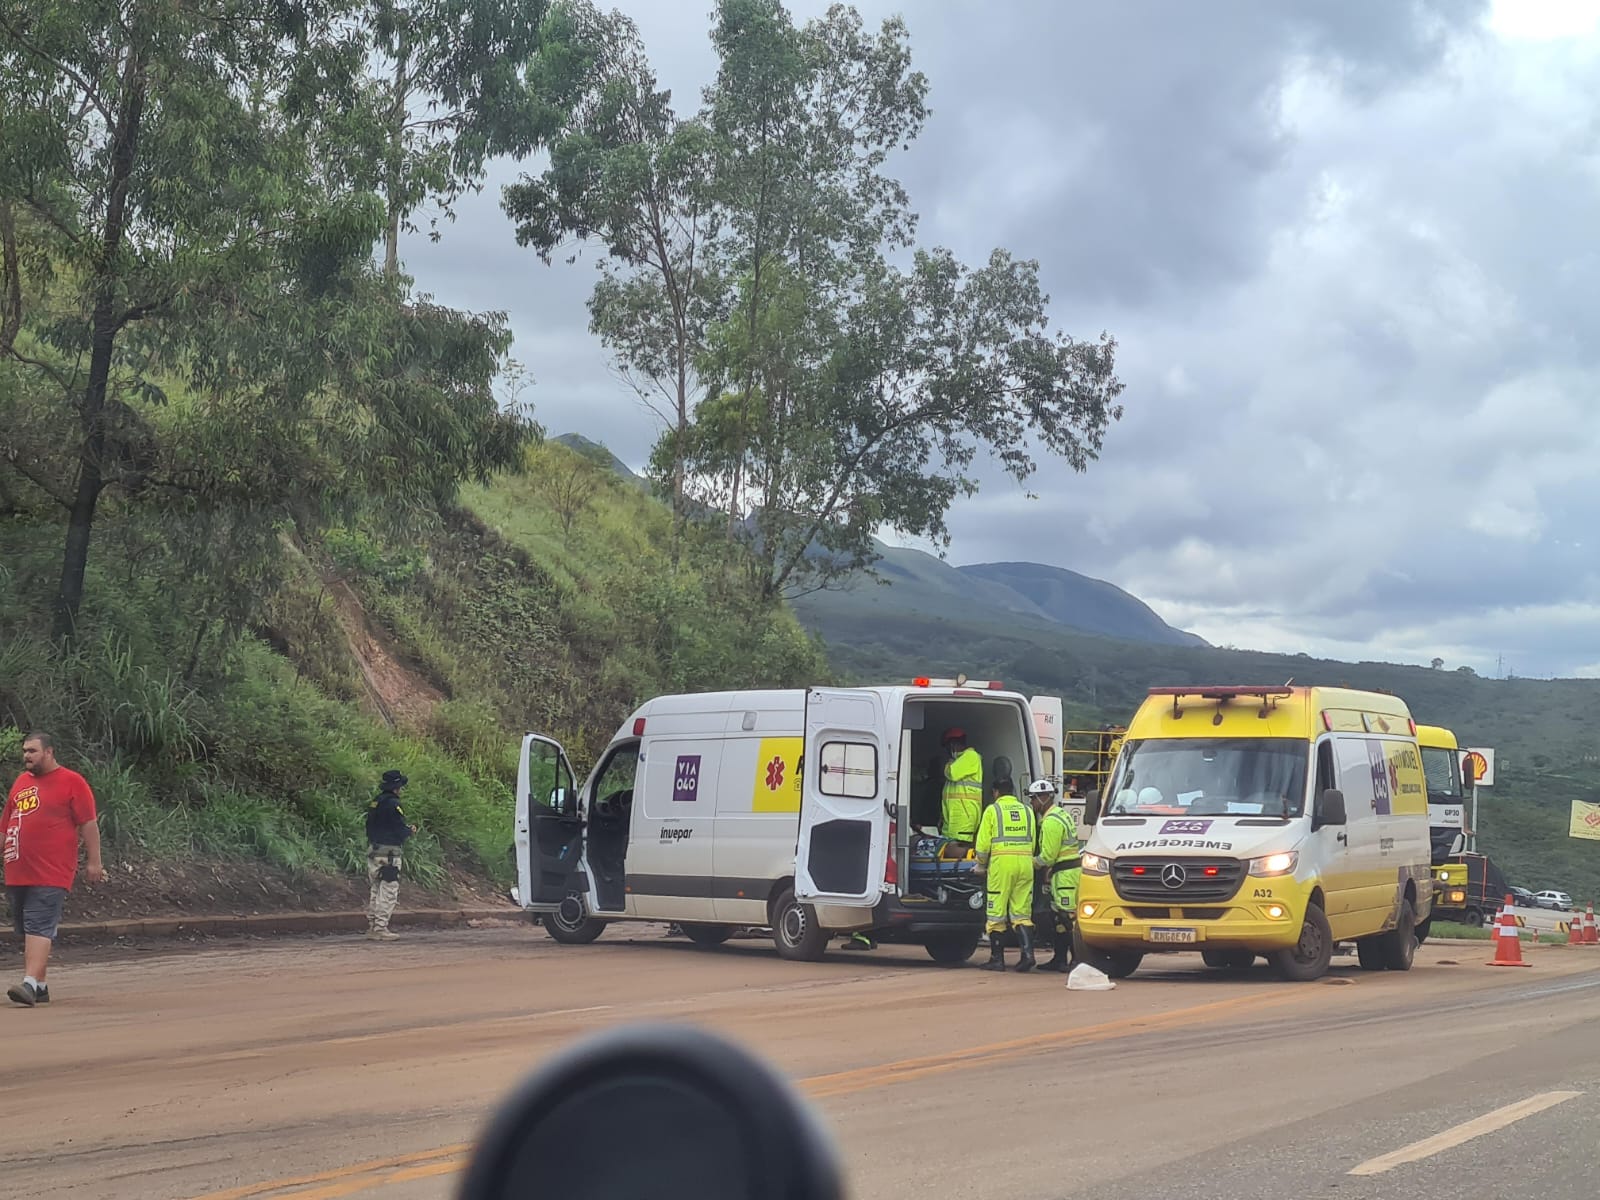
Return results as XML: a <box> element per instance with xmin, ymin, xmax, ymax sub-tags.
<box><xmin>1075</xmin><ymin>685</ymin><xmax>1433</xmax><ymax>982</ymax></box>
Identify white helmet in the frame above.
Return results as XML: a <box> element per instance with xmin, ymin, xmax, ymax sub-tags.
<box><xmin>1027</xmin><ymin>779</ymin><xmax>1057</xmax><ymax>797</ymax></box>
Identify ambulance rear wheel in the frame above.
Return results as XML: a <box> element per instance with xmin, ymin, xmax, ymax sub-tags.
<box><xmin>543</xmin><ymin>894</ymin><xmax>608</xmax><ymax>945</ymax></box>
<box><xmin>1102</xmin><ymin>951</ymin><xmax>1143</xmax><ymax>979</ymax></box>
<box><xmin>1071</xmin><ymin>925</ymin><xmax>1142</xmax><ymax>978</ymax></box>
<box><xmin>924</xmin><ymin>930</ymin><xmax>982</xmax><ymax>965</ymax></box>
<box><xmin>771</xmin><ymin>887</ymin><xmax>828</xmax><ymax>962</ymax></box>
<box><xmin>680</xmin><ymin>924</ymin><xmax>735</xmax><ymax>948</ymax></box>
<box><xmin>1202</xmin><ymin>950</ymin><xmax>1255</xmax><ymax>970</ymax></box>
<box><xmin>1354</xmin><ymin>937</ymin><xmax>1387</xmax><ymax>971</ymax></box>
<box><xmin>1378</xmin><ymin>898</ymin><xmax>1418</xmax><ymax>971</ymax></box>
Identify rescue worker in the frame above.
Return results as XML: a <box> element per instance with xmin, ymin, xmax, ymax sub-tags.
<box><xmin>971</xmin><ymin>774</ymin><xmax>1038</xmax><ymax>971</ymax></box>
<box><xmin>940</xmin><ymin>729</ymin><xmax>983</xmax><ymax>843</ymax></box>
<box><xmin>1030</xmin><ymin>778</ymin><xmax>1082</xmax><ymax>972</ymax></box>
<box><xmin>364</xmin><ymin>769</ymin><xmax>416</xmax><ymax>941</ymax></box>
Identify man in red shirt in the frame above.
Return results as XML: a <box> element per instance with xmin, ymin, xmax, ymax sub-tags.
<box><xmin>4</xmin><ymin>732</ymin><xmax>104</xmax><ymax>1006</ymax></box>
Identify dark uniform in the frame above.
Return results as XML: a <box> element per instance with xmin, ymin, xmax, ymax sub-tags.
<box><xmin>365</xmin><ymin>770</ymin><xmax>414</xmax><ymax>940</ymax></box>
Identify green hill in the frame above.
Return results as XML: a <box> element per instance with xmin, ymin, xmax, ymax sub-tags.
<box><xmin>791</xmin><ymin>542</ymin><xmax>1207</xmax><ymax>647</ymax></box>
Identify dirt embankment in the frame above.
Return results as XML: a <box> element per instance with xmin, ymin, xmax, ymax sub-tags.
<box><xmin>30</xmin><ymin>544</ymin><xmax>503</xmax><ymax>928</ymax></box>
<box><xmin>58</xmin><ymin>857</ymin><xmax>514</xmax><ymax>925</ymax></box>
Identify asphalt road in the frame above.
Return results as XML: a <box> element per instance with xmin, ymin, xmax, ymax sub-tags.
<box><xmin>3</xmin><ymin>922</ymin><xmax>1598</xmax><ymax>1200</ymax></box>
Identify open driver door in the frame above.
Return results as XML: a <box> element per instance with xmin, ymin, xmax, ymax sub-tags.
<box><xmin>515</xmin><ymin>733</ymin><xmax>586</xmax><ymax>911</ymax></box>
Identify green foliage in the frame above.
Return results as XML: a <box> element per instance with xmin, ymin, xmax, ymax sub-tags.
<box><xmin>333</xmin><ymin>0</ymin><xmax>615</xmax><ymax>272</ymax></box>
<box><xmin>504</xmin><ymin>6</ymin><xmax>721</xmax><ymax>513</ymax></box>
<box><xmin>364</xmin><ymin>439</ymin><xmax>830</xmax><ymax>765</ymax></box>
<box><xmin>510</xmin><ymin>0</ymin><xmax>1124</xmax><ymax>596</ymax></box>
<box><xmin>0</xmin><ymin>0</ymin><xmax>536</xmax><ymax>640</ymax></box>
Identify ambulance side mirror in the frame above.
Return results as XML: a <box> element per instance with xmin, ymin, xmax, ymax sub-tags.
<box><xmin>458</xmin><ymin>1023</ymin><xmax>844</xmax><ymax>1200</ymax></box>
<box><xmin>1084</xmin><ymin>788</ymin><xmax>1102</xmax><ymax>826</ymax></box>
<box><xmin>1314</xmin><ymin>788</ymin><xmax>1346</xmax><ymax>830</ymax></box>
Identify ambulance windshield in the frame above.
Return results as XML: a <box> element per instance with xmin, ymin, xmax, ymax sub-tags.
<box><xmin>1106</xmin><ymin>738</ymin><xmax>1309</xmax><ymax>818</ymax></box>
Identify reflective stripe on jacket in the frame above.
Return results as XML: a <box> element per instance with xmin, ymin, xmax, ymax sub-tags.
<box><xmin>941</xmin><ymin>747</ymin><xmax>983</xmax><ymax>838</ymax></box>
<box><xmin>1034</xmin><ymin>804</ymin><xmax>1080</xmax><ymax>870</ymax></box>
<box><xmin>975</xmin><ymin>795</ymin><xmax>1037</xmax><ymax>860</ymax></box>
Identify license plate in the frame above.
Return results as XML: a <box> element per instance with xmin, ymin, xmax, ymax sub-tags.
<box><xmin>1148</xmin><ymin>927</ymin><xmax>1197</xmax><ymax>944</ymax></box>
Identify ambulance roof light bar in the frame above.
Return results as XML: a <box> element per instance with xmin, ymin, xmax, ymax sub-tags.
<box><xmin>910</xmin><ymin>674</ymin><xmax>1005</xmax><ymax>690</ymax></box>
<box><xmin>1147</xmin><ymin>684</ymin><xmax>1294</xmax><ymax>720</ymax></box>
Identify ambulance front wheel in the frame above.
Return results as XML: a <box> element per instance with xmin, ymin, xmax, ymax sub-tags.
<box><xmin>1271</xmin><ymin>901</ymin><xmax>1332</xmax><ymax>981</ymax></box>
<box><xmin>543</xmin><ymin>894</ymin><xmax>609</xmax><ymax>945</ymax></box>
<box><xmin>771</xmin><ymin>887</ymin><xmax>829</xmax><ymax>961</ymax></box>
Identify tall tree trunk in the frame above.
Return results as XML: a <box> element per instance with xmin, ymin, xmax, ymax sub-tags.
<box><xmin>54</xmin><ymin>53</ymin><xmax>147</xmax><ymax>642</ymax></box>
<box><xmin>0</xmin><ymin>200</ymin><xmax>20</xmax><ymax>354</ymax></box>
<box><xmin>383</xmin><ymin>48</ymin><xmax>409</xmax><ymax>277</ymax></box>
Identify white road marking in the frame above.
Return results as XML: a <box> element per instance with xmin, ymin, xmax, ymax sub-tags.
<box><xmin>1348</xmin><ymin>1090</ymin><xmax>1584</xmax><ymax>1176</ymax></box>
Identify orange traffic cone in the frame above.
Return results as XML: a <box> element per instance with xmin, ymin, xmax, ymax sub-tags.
<box><xmin>1568</xmin><ymin>913</ymin><xmax>1583</xmax><ymax>946</ymax></box>
<box><xmin>1488</xmin><ymin>897</ymin><xmax>1531</xmax><ymax>967</ymax></box>
<box><xmin>1585</xmin><ymin>904</ymin><xmax>1597</xmax><ymax>945</ymax></box>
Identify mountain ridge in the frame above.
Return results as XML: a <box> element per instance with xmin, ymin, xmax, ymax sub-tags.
<box><xmin>555</xmin><ymin>432</ymin><xmax>1207</xmax><ymax>650</ymax></box>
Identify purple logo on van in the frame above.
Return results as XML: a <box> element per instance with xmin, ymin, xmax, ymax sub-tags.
<box><xmin>673</xmin><ymin>755</ymin><xmax>701</xmax><ymax>803</ymax></box>
<box><xmin>1159</xmin><ymin>819</ymin><xmax>1213</xmax><ymax>835</ymax></box>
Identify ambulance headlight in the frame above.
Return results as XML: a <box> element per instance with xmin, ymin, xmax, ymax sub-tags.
<box><xmin>1081</xmin><ymin>853</ymin><xmax>1110</xmax><ymax>875</ymax></box>
<box><xmin>1249</xmin><ymin>851</ymin><xmax>1298</xmax><ymax>878</ymax></box>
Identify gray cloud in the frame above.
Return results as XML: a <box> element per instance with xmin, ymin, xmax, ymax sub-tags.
<box><xmin>400</xmin><ymin>0</ymin><xmax>1600</xmax><ymax>677</ymax></box>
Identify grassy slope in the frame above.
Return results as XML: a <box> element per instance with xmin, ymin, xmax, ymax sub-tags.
<box><xmin>0</xmin><ymin>441</ymin><xmax>825</xmax><ymax>917</ymax></box>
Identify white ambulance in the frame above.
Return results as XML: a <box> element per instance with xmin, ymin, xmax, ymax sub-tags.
<box><xmin>513</xmin><ymin>679</ymin><xmax>1060</xmax><ymax>964</ymax></box>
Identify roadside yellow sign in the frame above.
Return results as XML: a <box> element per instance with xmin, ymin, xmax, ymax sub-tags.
<box><xmin>1568</xmin><ymin>800</ymin><xmax>1600</xmax><ymax>841</ymax></box>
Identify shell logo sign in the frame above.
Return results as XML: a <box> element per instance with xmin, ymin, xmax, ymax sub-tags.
<box><xmin>1465</xmin><ymin>750</ymin><xmax>1492</xmax><ymax>786</ymax></box>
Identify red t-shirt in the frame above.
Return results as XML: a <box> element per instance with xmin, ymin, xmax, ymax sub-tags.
<box><xmin>3</xmin><ymin>767</ymin><xmax>97</xmax><ymax>889</ymax></box>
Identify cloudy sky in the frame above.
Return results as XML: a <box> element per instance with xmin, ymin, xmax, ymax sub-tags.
<box><xmin>402</xmin><ymin>0</ymin><xmax>1600</xmax><ymax>679</ymax></box>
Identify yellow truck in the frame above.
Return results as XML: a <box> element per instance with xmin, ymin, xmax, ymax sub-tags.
<box><xmin>1076</xmin><ymin>685</ymin><xmax>1434</xmax><ymax>982</ymax></box>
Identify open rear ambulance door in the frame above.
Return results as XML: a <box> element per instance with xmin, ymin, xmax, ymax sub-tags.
<box><xmin>515</xmin><ymin>733</ymin><xmax>586</xmax><ymax>912</ymax></box>
<box><xmin>795</xmin><ymin>688</ymin><xmax>891</xmax><ymax>906</ymax></box>
<box><xmin>1030</xmin><ymin>695</ymin><xmax>1063</xmax><ymax>784</ymax></box>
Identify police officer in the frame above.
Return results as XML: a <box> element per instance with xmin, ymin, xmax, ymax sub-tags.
<box><xmin>972</xmin><ymin>774</ymin><xmax>1038</xmax><ymax>972</ymax></box>
<box><xmin>365</xmin><ymin>769</ymin><xmax>416</xmax><ymax>941</ymax></box>
<box><xmin>1029</xmin><ymin>778</ymin><xmax>1081</xmax><ymax>972</ymax></box>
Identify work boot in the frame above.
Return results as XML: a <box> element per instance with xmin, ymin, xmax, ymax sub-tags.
<box><xmin>367</xmin><ymin>928</ymin><xmax>400</xmax><ymax>941</ymax></box>
<box><xmin>979</xmin><ymin>934</ymin><xmax>1006</xmax><ymax>971</ymax></box>
<box><xmin>1016</xmin><ymin>926</ymin><xmax>1037</xmax><ymax>973</ymax></box>
<box><xmin>1040</xmin><ymin>939</ymin><xmax>1069</xmax><ymax>972</ymax></box>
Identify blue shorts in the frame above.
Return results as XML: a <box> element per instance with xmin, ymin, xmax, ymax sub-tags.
<box><xmin>8</xmin><ymin>886</ymin><xmax>67</xmax><ymax>940</ymax></box>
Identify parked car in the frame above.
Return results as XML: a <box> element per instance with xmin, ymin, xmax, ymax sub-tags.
<box><xmin>1509</xmin><ymin>887</ymin><xmax>1538</xmax><ymax>909</ymax></box>
<box><xmin>1534</xmin><ymin>889</ymin><xmax>1574</xmax><ymax>911</ymax></box>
